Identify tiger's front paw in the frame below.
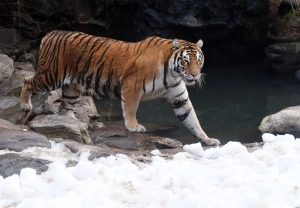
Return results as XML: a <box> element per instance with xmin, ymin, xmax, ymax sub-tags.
<box><xmin>20</xmin><ymin>102</ymin><xmax>32</xmax><ymax>112</ymax></box>
<box><xmin>203</xmin><ymin>138</ymin><xmax>220</xmax><ymax>146</ymax></box>
<box><xmin>126</xmin><ymin>124</ymin><xmax>146</xmax><ymax>133</ymax></box>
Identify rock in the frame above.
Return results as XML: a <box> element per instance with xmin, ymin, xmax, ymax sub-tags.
<box><xmin>28</xmin><ymin>114</ymin><xmax>93</xmax><ymax>145</ymax></box>
<box><xmin>0</xmin><ymin>41</ymin><xmax>31</xmax><ymax>58</ymax></box>
<box><xmin>14</xmin><ymin>62</ymin><xmax>35</xmax><ymax>72</ymax></box>
<box><xmin>17</xmin><ymin>53</ymin><xmax>37</xmax><ymax>64</ymax></box>
<box><xmin>0</xmin><ymin>28</ymin><xmax>17</xmax><ymax>46</ymax></box>
<box><xmin>149</xmin><ymin>136</ymin><xmax>183</xmax><ymax>149</ymax></box>
<box><xmin>52</xmin><ymin>138</ymin><xmax>113</xmax><ymax>160</ymax></box>
<box><xmin>0</xmin><ymin>54</ymin><xmax>14</xmax><ymax>84</ymax></box>
<box><xmin>0</xmin><ymin>70</ymin><xmax>34</xmax><ymax>96</ymax></box>
<box><xmin>0</xmin><ymin>153</ymin><xmax>50</xmax><ymax>178</ymax></box>
<box><xmin>0</xmin><ymin>119</ymin><xmax>51</xmax><ymax>152</ymax></box>
<box><xmin>258</xmin><ymin>106</ymin><xmax>300</xmax><ymax>134</ymax></box>
<box><xmin>265</xmin><ymin>42</ymin><xmax>300</xmax><ymax>74</ymax></box>
<box><xmin>0</xmin><ymin>96</ymin><xmax>19</xmax><ymax>110</ymax></box>
<box><xmin>90</xmin><ymin>125</ymin><xmax>155</xmax><ymax>151</ymax></box>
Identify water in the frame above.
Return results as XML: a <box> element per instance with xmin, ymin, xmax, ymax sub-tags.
<box><xmin>95</xmin><ymin>60</ymin><xmax>300</xmax><ymax>145</ymax></box>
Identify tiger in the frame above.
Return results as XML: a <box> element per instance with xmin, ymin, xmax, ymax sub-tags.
<box><xmin>20</xmin><ymin>30</ymin><xmax>220</xmax><ymax>146</ymax></box>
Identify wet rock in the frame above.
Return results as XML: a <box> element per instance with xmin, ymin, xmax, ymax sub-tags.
<box><xmin>265</xmin><ymin>42</ymin><xmax>300</xmax><ymax>74</ymax></box>
<box><xmin>0</xmin><ymin>70</ymin><xmax>34</xmax><ymax>96</ymax></box>
<box><xmin>52</xmin><ymin>138</ymin><xmax>113</xmax><ymax>160</ymax></box>
<box><xmin>0</xmin><ymin>119</ymin><xmax>51</xmax><ymax>152</ymax></box>
<box><xmin>0</xmin><ymin>153</ymin><xmax>50</xmax><ymax>178</ymax></box>
<box><xmin>149</xmin><ymin>136</ymin><xmax>183</xmax><ymax>149</ymax></box>
<box><xmin>0</xmin><ymin>54</ymin><xmax>14</xmax><ymax>84</ymax></box>
<box><xmin>14</xmin><ymin>62</ymin><xmax>35</xmax><ymax>72</ymax></box>
<box><xmin>0</xmin><ymin>96</ymin><xmax>19</xmax><ymax>110</ymax></box>
<box><xmin>258</xmin><ymin>106</ymin><xmax>300</xmax><ymax>134</ymax></box>
<box><xmin>90</xmin><ymin>125</ymin><xmax>155</xmax><ymax>151</ymax></box>
<box><xmin>28</xmin><ymin>114</ymin><xmax>93</xmax><ymax>145</ymax></box>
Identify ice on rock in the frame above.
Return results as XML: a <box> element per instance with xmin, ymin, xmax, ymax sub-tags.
<box><xmin>183</xmin><ymin>142</ymin><xmax>203</xmax><ymax>157</ymax></box>
<box><xmin>150</xmin><ymin>149</ymin><xmax>161</xmax><ymax>156</ymax></box>
<box><xmin>203</xmin><ymin>147</ymin><xmax>226</xmax><ymax>159</ymax></box>
<box><xmin>262</xmin><ymin>133</ymin><xmax>276</xmax><ymax>143</ymax></box>
<box><xmin>221</xmin><ymin>141</ymin><xmax>247</xmax><ymax>156</ymax></box>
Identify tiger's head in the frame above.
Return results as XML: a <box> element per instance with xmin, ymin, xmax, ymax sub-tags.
<box><xmin>170</xmin><ymin>39</ymin><xmax>204</xmax><ymax>86</ymax></box>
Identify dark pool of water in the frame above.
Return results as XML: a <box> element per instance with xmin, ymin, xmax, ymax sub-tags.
<box><xmin>95</xmin><ymin>60</ymin><xmax>300</xmax><ymax>145</ymax></box>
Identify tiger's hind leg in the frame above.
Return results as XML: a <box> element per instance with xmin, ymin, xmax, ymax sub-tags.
<box><xmin>60</xmin><ymin>84</ymin><xmax>81</xmax><ymax>119</ymax></box>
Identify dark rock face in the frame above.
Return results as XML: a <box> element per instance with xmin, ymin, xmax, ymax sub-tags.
<box><xmin>0</xmin><ymin>0</ymin><xmax>269</xmax><ymax>64</ymax></box>
<box><xmin>0</xmin><ymin>153</ymin><xmax>50</xmax><ymax>178</ymax></box>
<box><xmin>265</xmin><ymin>43</ymin><xmax>300</xmax><ymax>74</ymax></box>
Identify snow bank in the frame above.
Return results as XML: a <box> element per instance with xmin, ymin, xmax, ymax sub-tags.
<box><xmin>0</xmin><ymin>134</ymin><xmax>299</xmax><ymax>207</ymax></box>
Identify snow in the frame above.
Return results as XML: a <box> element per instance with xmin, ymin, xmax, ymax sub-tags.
<box><xmin>0</xmin><ymin>134</ymin><xmax>300</xmax><ymax>207</ymax></box>
<box><xmin>183</xmin><ymin>142</ymin><xmax>203</xmax><ymax>157</ymax></box>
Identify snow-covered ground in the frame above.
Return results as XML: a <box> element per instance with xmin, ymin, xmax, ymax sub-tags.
<box><xmin>1</xmin><ymin>133</ymin><xmax>300</xmax><ymax>208</ymax></box>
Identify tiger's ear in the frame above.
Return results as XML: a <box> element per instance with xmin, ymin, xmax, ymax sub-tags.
<box><xmin>173</xmin><ymin>39</ymin><xmax>180</xmax><ymax>50</ymax></box>
<box><xmin>196</xmin><ymin>39</ymin><xmax>203</xmax><ymax>48</ymax></box>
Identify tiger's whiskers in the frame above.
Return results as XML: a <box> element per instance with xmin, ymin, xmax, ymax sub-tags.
<box><xmin>195</xmin><ymin>73</ymin><xmax>206</xmax><ymax>91</ymax></box>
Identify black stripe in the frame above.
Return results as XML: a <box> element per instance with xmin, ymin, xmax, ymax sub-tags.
<box><xmin>153</xmin><ymin>38</ymin><xmax>161</xmax><ymax>45</ymax></box>
<box><xmin>174</xmin><ymin>89</ymin><xmax>185</xmax><ymax>98</ymax></box>
<box><xmin>94</xmin><ymin>57</ymin><xmax>107</xmax><ymax>98</ymax></box>
<box><xmin>62</xmin><ymin>94</ymin><xmax>80</xmax><ymax>99</ymax></box>
<box><xmin>177</xmin><ymin>109</ymin><xmax>191</xmax><ymax>121</ymax></box>
<box><xmin>75</xmin><ymin>34</ymin><xmax>88</xmax><ymax>47</ymax></box>
<box><xmin>62</xmin><ymin>32</ymin><xmax>74</xmax><ymax>54</ymax></box>
<box><xmin>169</xmin><ymin>81</ymin><xmax>181</xmax><ymax>88</ymax></box>
<box><xmin>70</xmin><ymin>32</ymin><xmax>81</xmax><ymax>44</ymax></box>
<box><xmin>143</xmin><ymin>78</ymin><xmax>146</xmax><ymax>92</ymax></box>
<box><xmin>163</xmin><ymin>52</ymin><xmax>173</xmax><ymax>88</ymax></box>
<box><xmin>151</xmin><ymin>75</ymin><xmax>156</xmax><ymax>92</ymax></box>
<box><xmin>136</xmin><ymin>41</ymin><xmax>143</xmax><ymax>54</ymax></box>
<box><xmin>61</xmin><ymin>102</ymin><xmax>73</xmax><ymax>110</ymax></box>
<box><xmin>171</xmin><ymin>98</ymin><xmax>188</xmax><ymax>109</ymax></box>
<box><xmin>82</xmin><ymin>36</ymin><xmax>94</xmax><ymax>48</ymax></box>
<box><xmin>146</xmin><ymin>37</ymin><xmax>156</xmax><ymax>48</ymax></box>
<box><xmin>95</xmin><ymin>43</ymin><xmax>112</xmax><ymax>65</ymax></box>
<box><xmin>67</xmin><ymin>100</ymin><xmax>79</xmax><ymax>105</ymax></box>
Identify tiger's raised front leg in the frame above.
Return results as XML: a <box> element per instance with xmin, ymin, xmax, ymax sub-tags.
<box><xmin>60</xmin><ymin>84</ymin><xmax>81</xmax><ymax>119</ymax></box>
<box><xmin>121</xmin><ymin>86</ymin><xmax>146</xmax><ymax>133</ymax></box>
<box><xmin>164</xmin><ymin>82</ymin><xmax>220</xmax><ymax>146</ymax></box>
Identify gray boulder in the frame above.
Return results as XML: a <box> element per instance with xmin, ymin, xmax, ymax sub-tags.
<box><xmin>0</xmin><ymin>96</ymin><xmax>19</xmax><ymax>110</ymax></box>
<box><xmin>0</xmin><ymin>70</ymin><xmax>34</xmax><ymax>96</ymax></box>
<box><xmin>28</xmin><ymin>114</ymin><xmax>93</xmax><ymax>145</ymax></box>
<box><xmin>265</xmin><ymin>42</ymin><xmax>300</xmax><ymax>74</ymax></box>
<box><xmin>90</xmin><ymin>125</ymin><xmax>155</xmax><ymax>151</ymax></box>
<box><xmin>0</xmin><ymin>118</ymin><xmax>51</xmax><ymax>152</ymax></box>
<box><xmin>258</xmin><ymin>106</ymin><xmax>300</xmax><ymax>134</ymax></box>
<box><xmin>0</xmin><ymin>54</ymin><xmax>14</xmax><ymax>84</ymax></box>
<box><xmin>0</xmin><ymin>153</ymin><xmax>50</xmax><ymax>178</ymax></box>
